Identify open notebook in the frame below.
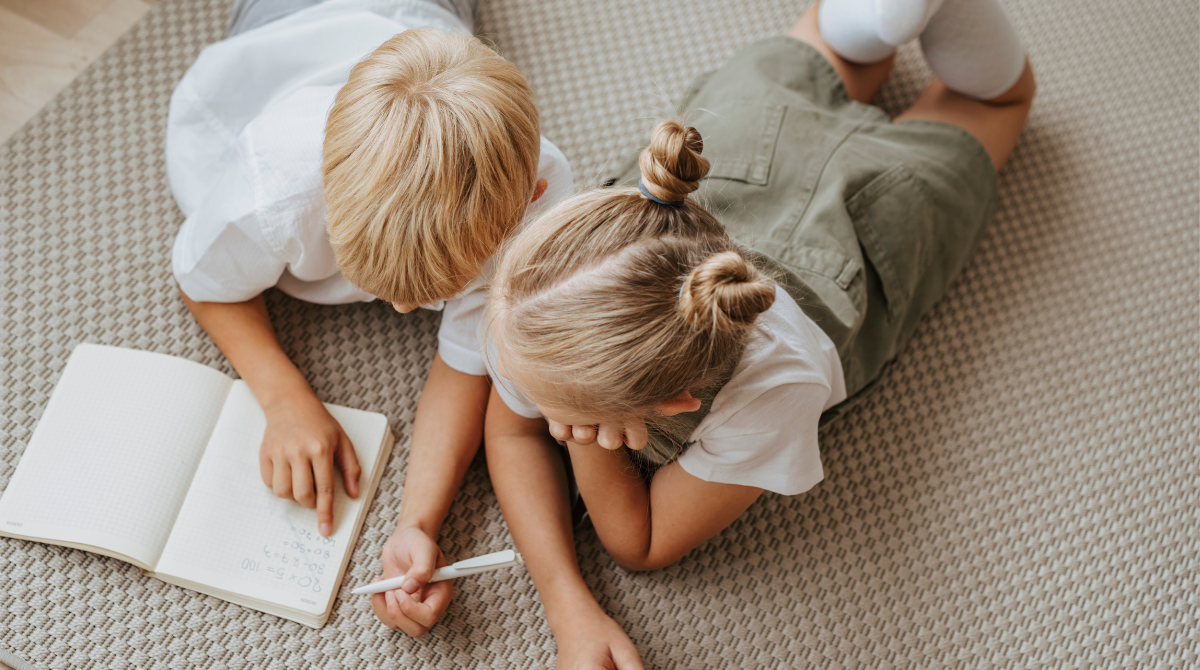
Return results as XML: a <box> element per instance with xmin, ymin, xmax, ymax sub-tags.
<box><xmin>0</xmin><ymin>343</ymin><xmax>394</xmax><ymax>628</ymax></box>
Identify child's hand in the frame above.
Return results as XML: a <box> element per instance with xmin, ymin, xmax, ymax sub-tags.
<box><xmin>370</xmin><ymin>526</ymin><xmax>453</xmax><ymax>637</ymax></box>
<box><xmin>259</xmin><ymin>389</ymin><xmax>361</xmax><ymax>536</ymax></box>
<box><xmin>547</xmin><ymin>417</ymin><xmax>649</xmax><ymax>451</ymax></box>
<box><xmin>555</xmin><ymin>606</ymin><xmax>644</xmax><ymax>670</ymax></box>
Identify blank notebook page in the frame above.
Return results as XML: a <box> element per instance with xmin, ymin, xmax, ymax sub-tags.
<box><xmin>0</xmin><ymin>344</ymin><xmax>232</xmax><ymax>567</ymax></box>
<box><xmin>155</xmin><ymin>381</ymin><xmax>388</xmax><ymax>615</ymax></box>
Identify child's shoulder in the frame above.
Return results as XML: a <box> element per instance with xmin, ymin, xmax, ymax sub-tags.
<box><xmin>677</xmin><ymin>288</ymin><xmax>837</xmax><ymax>495</ymax></box>
<box><xmin>693</xmin><ymin>285</ymin><xmax>846</xmax><ymax>430</ymax></box>
<box><xmin>253</xmin><ymin>86</ymin><xmax>341</xmax><ymax>177</ymax></box>
<box><xmin>742</xmin><ymin>286</ymin><xmax>842</xmax><ymax>384</ymax></box>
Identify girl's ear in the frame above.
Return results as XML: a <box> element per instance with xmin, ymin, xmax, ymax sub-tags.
<box><xmin>655</xmin><ymin>391</ymin><xmax>702</xmax><ymax>417</ymax></box>
<box><xmin>530</xmin><ymin>178</ymin><xmax>549</xmax><ymax>203</ymax></box>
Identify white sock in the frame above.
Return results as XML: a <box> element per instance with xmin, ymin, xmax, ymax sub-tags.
<box><xmin>918</xmin><ymin>0</ymin><xmax>1025</xmax><ymax>99</ymax></box>
<box><xmin>817</xmin><ymin>0</ymin><xmax>1026</xmax><ymax>100</ymax></box>
<box><xmin>818</xmin><ymin>0</ymin><xmax>901</xmax><ymax>64</ymax></box>
<box><xmin>875</xmin><ymin>0</ymin><xmax>944</xmax><ymax>46</ymax></box>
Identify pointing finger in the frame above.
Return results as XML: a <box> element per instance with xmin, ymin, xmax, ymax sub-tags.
<box><xmin>313</xmin><ymin>452</ymin><xmax>336</xmax><ymax>537</ymax></box>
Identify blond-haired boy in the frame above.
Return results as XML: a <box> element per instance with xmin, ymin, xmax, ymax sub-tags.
<box><xmin>168</xmin><ymin>0</ymin><xmax>571</xmax><ymax>635</ymax></box>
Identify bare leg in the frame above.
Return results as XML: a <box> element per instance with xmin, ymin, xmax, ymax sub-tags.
<box><xmin>896</xmin><ymin>58</ymin><xmax>1036</xmax><ymax>170</ymax></box>
<box><xmin>787</xmin><ymin>2</ymin><xmax>895</xmax><ymax>105</ymax></box>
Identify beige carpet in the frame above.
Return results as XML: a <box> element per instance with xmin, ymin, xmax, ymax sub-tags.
<box><xmin>1</xmin><ymin>0</ymin><xmax>1196</xmax><ymax>668</ymax></box>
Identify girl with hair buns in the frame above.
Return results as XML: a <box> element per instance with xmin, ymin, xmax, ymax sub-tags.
<box><xmin>473</xmin><ymin>2</ymin><xmax>1034</xmax><ymax>667</ymax></box>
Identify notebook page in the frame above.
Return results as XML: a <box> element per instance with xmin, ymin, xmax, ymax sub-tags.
<box><xmin>155</xmin><ymin>381</ymin><xmax>388</xmax><ymax>616</ymax></box>
<box><xmin>0</xmin><ymin>344</ymin><xmax>233</xmax><ymax>568</ymax></box>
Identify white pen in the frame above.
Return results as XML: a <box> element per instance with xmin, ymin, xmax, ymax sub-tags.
<box><xmin>350</xmin><ymin>549</ymin><xmax>524</xmax><ymax>595</ymax></box>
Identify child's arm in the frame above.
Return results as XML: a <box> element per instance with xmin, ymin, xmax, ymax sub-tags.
<box><xmin>180</xmin><ymin>287</ymin><xmax>361</xmax><ymax>536</ymax></box>
<box><xmin>564</xmin><ymin>441</ymin><xmax>763</xmax><ymax>571</ymax></box>
<box><xmin>484</xmin><ymin>390</ymin><xmax>644</xmax><ymax>670</ymax></box>
<box><xmin>370</xmin><ymin>354</ymin><xmax>489</xmax><ymax>636</ymax></box>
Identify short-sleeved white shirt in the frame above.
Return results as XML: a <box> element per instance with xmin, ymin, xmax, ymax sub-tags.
<box><xmin>489</xmin><ymin>285</ymin><xmax>848</xmax><ymax>495</ymax></box>
<box><xmin>167</xmin><ymin>0</ymin><xmax>574</xmax><ymax>376</ymax></box>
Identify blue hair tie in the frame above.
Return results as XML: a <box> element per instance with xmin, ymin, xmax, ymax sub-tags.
<box><xmin>638</xmin><ymin>179</ymin><xmax>686</xmax><ymax>207</ymax></box>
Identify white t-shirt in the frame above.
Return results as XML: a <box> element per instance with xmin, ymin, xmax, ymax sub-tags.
<box><xmin>166</xmin><ymin>0</ymin><xmax>574</xmax><ymax>377</ymax></box>
<box><xmin>490</xmin><ymin>285</ymin><xmax>848</xmax><ymax>496</ymax></box>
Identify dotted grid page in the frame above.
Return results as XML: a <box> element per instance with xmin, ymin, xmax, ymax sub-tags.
<box><xmin>0</xmin><ymin>344</ymin><xmax>233</xmax><ymax>568</ymax></box>
<box><xmin>155</xmin><ymin>381</ymin><xmax>388</xmax><ymax>617</ymax></box>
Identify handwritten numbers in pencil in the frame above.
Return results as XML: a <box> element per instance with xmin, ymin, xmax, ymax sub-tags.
<box><xmin>289</xmin><ymin>525</ymin><xmax>337</xmax><ymax>546</ymax></box>
<box><xmin>237</xmin><ymin>524</ymin><xmax>336</xmax><ymax>597</ymax></box>
<box><xmin>241</xmin><ymin>554</ymin><xmax>322</xmax><ymax>593</ymax></box>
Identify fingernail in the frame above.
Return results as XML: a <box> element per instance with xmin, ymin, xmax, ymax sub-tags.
<box><xmin>319</xmin><ymin>522</ymin><xmax>331</xmax><ymax>536</ymax></box>
<box><xmin>402</xmin><ymin>578</ymin><xmax>419</xmax><ymax>594</ymax></box>
<box><xmin>386</xmin><ymin>590</ymin><xmax>396</xmax><ymax>607</ymax></box>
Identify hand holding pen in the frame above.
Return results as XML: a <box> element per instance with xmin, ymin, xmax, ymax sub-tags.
<box><xmin>366</xmin><ymin>526</ymin><xmax>455</xmax><ymax>637</ymax></box>
<box><xmin>364</xmin><ymin>526</ymin><xmax>523</xmax><ymax>637</ymax></box>
<box><xmin>355</xmin><ymin>550</ymin><xmax>523</xmax><ymax>595</ymax></box>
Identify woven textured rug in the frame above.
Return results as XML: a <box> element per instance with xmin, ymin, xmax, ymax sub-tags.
<box><xmin>1</xmin><ymin>0</ymin><xmax>1196</xmax><ymax>667</ymax></box>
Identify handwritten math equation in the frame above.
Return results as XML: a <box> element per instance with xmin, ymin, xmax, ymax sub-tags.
<box><xmin>238</xmin><ymin>525</ymin><xmax>337</xmax><ymax>594</ymax></box>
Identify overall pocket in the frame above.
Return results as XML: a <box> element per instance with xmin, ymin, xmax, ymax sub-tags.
<box><xmin>690</xmin><ymin>98</ymin><xmax>786</xmax><ymax>186</ymax></box>
<box><xmin>845</xmin><ymin>163</ymin><xmax>935</xmax><ymax>323</ymax></box>
<box><xmin>601</xmin><ymin>97</ymin><xmax>786</xmax><ymax>190</ymax></box>
<box><xmin>692</xmin><ymin>96</ymin><xmax>871</xmax><ymax>366</ymax></box>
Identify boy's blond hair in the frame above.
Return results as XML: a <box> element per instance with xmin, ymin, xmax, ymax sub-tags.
<box><xmin>323</xmin><ymin>29</ymin><xmax>541</xmax><ymax>305</ymax></box>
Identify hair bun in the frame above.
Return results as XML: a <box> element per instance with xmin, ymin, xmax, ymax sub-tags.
<box><xmin>637</xmin><ymin>120</ymin><xmax>711</xmax><ymax>203</ymax></box>
<box><xmin>679</xmin><ymin>251</ymin><xmax>775</xmax><ymax>331</ymax></box>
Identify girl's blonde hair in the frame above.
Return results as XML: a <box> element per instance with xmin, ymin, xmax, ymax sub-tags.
<box><xmin>323</xmin><ymin>29</ymin><xmax>541</xmax><ymax>305</ymax></box>
<box><xmin>489</xmin><ymin>121</ymin><xmax>776</xmax><ymax>422</ymax></box>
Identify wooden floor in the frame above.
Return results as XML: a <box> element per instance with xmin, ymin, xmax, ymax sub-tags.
<box><xmin>0</xmin><ymin>0</ymin><xmax>155</xmax><ymax>144</ymax></box>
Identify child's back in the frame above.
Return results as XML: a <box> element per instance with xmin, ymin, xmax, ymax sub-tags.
<box><xmin>169</xmin><ymin>3</ymin><xmax>571</xmax><ymax>317</ymax></box>
<box><xmin>166</xmin><ymin>0</ymin><xmax>572</xmax><ymax>553</ymax></box>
